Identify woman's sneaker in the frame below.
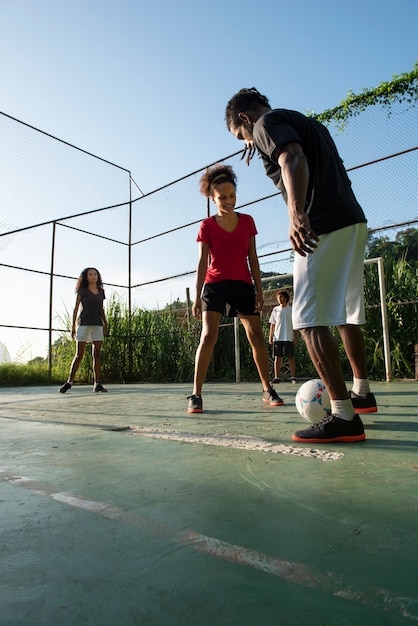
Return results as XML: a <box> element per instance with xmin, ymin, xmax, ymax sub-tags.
<box><xmin>349</xmin><ymin>391</ymin><xmax>377</xmax><ymax>413</ymax></box>
<box><xmin>59</xmin><ymin>382</ymin><xmax>72</xmax><ymax>393</ymax></box>
<box><xmin>187</xmin><ymin>395</ymin><xmax>203</xmax><ymax>413</ymax></box>
<box><xmin>94</xmin><ymin>383</ymin><xmax>108</xmax><ymax>393</ymax></box>
<box><xmin>263</xmin><ymin>387</ymin><xmax>284</xmax><ymax>406</ymax></box>
<box><xmin>292</xmin><ymin>414</ymin><xmax>365</xmax><ymax>443</ymax></box>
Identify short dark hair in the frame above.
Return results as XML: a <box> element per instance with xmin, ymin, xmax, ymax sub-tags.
<box><xmin>275</xmin><ymin>289</ymin><xmax>290</xmax><ymax>303</ymax></box>
<box><xmin>225</xmin><ymin>88</ymin><xmax>270</xmax><ymax>130</ymax></box>
<box><xmin>199</xmin><ymin>164</ymin><xmax>237</xmax><ymax>198</ymax></box>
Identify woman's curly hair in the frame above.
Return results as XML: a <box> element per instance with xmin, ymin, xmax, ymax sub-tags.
<box><xmin>75</xmin><ymin>267</ymin><xmax>104</xmax><ymax>293</ymax></box>
<box><xmin>199</xmin><ymin>164</ymin><xmax>237</xmax><ymax>198</ymax></box>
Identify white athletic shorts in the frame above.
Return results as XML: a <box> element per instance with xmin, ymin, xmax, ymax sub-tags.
<box><xmin>76</xmin><ymin>325</ymin><xmax>104</xmax><ymax>342</ymax></box>
<box><xmin>292</xmin><ymin>223</ymin><xmax>367</xmax><ymax>330</ymax></box>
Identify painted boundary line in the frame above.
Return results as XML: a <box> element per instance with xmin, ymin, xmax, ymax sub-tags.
<box><xmin>125</xmin><ymin>427</ymin><xmax>344</xmax><ymax>461</ymax></box>
<box><xmin>2</xmin><ymin>472</ymin><xmax>417</xmax><ymax>621</ymax></box>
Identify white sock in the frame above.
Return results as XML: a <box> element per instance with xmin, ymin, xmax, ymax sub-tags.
<box><xmin>352</xmin><ymin>378</ymin><xmax>370</xmax><ymax>397</ymax></box>
<box><xmin>331</xmin><ymin>399</ymin><xmax>355</xmax><ymax>421</ymax></box>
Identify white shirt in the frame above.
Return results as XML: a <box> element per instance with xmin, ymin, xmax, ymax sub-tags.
<box><xmin>269</xmin><ymin>305</ymin><xmax>294</xmax><ymax>342</ymax></box>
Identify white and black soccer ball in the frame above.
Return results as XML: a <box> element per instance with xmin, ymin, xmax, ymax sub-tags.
<box><xmin>295</xmin><ymin>379</ymin><xmax>331</xmax><ymax>423</ymax></box>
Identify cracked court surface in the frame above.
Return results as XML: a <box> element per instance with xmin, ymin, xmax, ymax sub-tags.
<box><xmin>0</xmin><ymin>381</ymin><xmax>417</xmax><ymax>625</ymax></box>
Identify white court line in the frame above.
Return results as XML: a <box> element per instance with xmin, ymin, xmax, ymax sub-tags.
<box><xmin>127</xmin><ymin>427</ymin><xmax>344</xmax><ymax>461</ymax></box>
<box><xmin>3</xmin><ymin>472</ymin><xmax>417</xmax><ymax>622</ymax></box>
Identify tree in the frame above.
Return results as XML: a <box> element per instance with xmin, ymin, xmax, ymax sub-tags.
<box><xmin>366</xmin><ymin>228</ymin><xmax>418</xmax><ymax>264</ymax></box>
<box><xmin>395</xmin><ymin>228</ymin><xmax>418</xmax><ymax>262</ymax></box>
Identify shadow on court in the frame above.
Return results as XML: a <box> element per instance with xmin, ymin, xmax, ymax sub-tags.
<box><xmin>1</xmin><ymin>380</ymin><xmax>417</xmax><ymax>625</ymax></box>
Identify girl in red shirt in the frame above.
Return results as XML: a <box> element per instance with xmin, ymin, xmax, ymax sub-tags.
<box><xmin>187</xmin><ymin>164</ymin><xmax>283</xmax><ymax>413</ymax></box>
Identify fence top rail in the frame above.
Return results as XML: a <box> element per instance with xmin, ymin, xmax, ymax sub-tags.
<box><xmin>0</xmin><ymin>110</ymin><xmax>131</xmax><ymax>173</ymax></box>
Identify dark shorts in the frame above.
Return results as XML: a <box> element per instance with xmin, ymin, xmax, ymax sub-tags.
<box><xmin>273</xmin><ymin>341</ymin><xmax>295</xmax><ymax>357</ymax></box>
<box><xmin>201</xmin><ymin>280</ymin><xmax>259</xmax><ymax>317</ymax></box>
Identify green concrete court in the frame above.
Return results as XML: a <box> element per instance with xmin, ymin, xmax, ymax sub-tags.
<box><xmin>0</xmin><ymin>380</ymin><xmax>417</xmax><ymax>626</ymax></box>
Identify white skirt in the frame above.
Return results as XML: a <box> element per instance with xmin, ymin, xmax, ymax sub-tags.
<box><xmin>292</xmin><ymin>223</ymin><xmax>367</xmax><ymax>329</ymax></box>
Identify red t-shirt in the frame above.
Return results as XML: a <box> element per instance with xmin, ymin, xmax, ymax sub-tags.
<box><xmin>197</xmin><ymin>212</ymin><xmax>257</xmax><ymax>284</ymax></box>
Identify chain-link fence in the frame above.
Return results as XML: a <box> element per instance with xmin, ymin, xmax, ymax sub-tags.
<box><xmin>0</xmin><ymin>100</ymin><xmax>417</xmax><ymax>373</ymax></box>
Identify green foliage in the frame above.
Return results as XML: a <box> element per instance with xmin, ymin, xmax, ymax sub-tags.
<box><xmin>367</xmin><ymin>228</ymin><xmax>418</xmax><ymax>263</ymax></box>
<box><xmin>102</xmin><ymin>299</ymin><xmax>197</xmax><ymax>382</ymax></box>
<box><xmin>363</xmin><ymin>252</ymin><xmax>417</xmax><ymax>379</ymax></box>
<box><xmin>0</xmin><ymin>362</ymin><xmax>52</xmax><ymax>386</ymax></box>
<box><xmin>363</xmin><ymin>229</ymin><xmax>418</xmax><ymax>379</ymax></box>
<box><xmin>260</xmin><ymin>270</ymin><xmax>292</xmax><ymax>293</ymax></box>
<box><xmin>309</xmin><ymin>62</ymin><xmax>418</xmax><ymax>129</ymax></box>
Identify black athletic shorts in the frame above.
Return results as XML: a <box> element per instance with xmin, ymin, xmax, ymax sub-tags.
<box><xmin>201</xmin><ymin>280</ymin><xmax>258</xmax><ymax>317</ymax></box>
<box><xmin>273</xmin><ymin>341</ymin><xmax>295</xmax><ymax>357</ymax></box>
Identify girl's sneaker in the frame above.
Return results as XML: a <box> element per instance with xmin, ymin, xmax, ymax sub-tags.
<box><xmin>94</xmin><ymin>384</ymin><xmax>108</xmax><ymax>393</ymax></box>
<box><xmin>263</xmin><ymin>387</ymin><xmax>284</xmax><ymax>406</ymax></box>
<box><xmin>59</xmin><ymin>382</ymin><xmax>72</xmax><ymax>393</ymax></box>
<box><xmin>187</xmin><ymin>395</ymin><xmax>203</xmax><ymax>413</ymax></box>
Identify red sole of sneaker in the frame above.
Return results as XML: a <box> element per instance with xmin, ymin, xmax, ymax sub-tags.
<box><xmin>292</xmin><ymin>434</ymin><xmax>366</xmax><ymax>443</ymax></box>
<box><xmin>187</xmin><ymin>409</ymin><xmax>203</xmax><ymax>414</ymax></box>
<box><xmin>354</xmin><ymin>407</ymin><xmax>378</xmax><ymax>414</ymax></box>
<box><xmin>270</xmin><ymin>402</ymin><xmax>284</xmax><ymax>406</ymax></box>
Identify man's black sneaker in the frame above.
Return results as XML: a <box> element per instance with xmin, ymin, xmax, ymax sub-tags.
<box><xmin>59</xmin><ymin>382</ymin><xmax>72</xmax><ymax>393</ymax></box>
<box><xmin>263</xmin><ymin>387</ymin><xmax>284</xmax><ymax>406</ymax></box>
<box><xmin>292</xmin><ymin>413</ymin><xmax>365</xmax><ymax>443</ymax></box>
<box><xmin>187</xmin><ymin>395</ymin><xmax>203</xmax><ymax>413</ymax></box>
<box><xmin>270</xmin><ymin>378</ymin><xmax>281</xmax><ymax>383</ymax></box>
<box><xmin>94</xmin><ymin>384</ymin><xmax>108</xmax><ymax>393</ymax></box>
<box><xmin>349</xmin><ymin>391</ymin><xmax>377</xmax><ymax>414</ymax></box>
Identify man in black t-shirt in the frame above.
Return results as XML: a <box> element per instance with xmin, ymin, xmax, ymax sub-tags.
<box><xmin>225</xmin><ymin>88</ymin><xmax>377</xmax><ymax>444</ymax></box>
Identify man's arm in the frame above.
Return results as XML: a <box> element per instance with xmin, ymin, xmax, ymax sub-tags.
<box><xmin>277</xmin><ymin>141</ymin><xmax>319</xmax><ymax>256</ymax></box>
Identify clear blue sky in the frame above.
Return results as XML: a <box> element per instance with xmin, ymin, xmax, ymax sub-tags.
<box><xmin>0</xmin><ymin>0</ymin><xmax>417</xmax><ymax>362</ymax></box>
<box><xmin>1</xmin><ymin>0</ymin><xmax>417</xmax><ymax>191</ymax></box>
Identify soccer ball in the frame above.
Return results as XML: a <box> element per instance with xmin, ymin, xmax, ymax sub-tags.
<box><xmin>295</xmin><ymin>379</ymin><xmax>331</xmax><ymax>423</ymax></box>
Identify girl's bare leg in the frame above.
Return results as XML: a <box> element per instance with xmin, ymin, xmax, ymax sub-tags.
<box><xmin>193</xmin><ymin>311</ymin><xmax>222</xmax><ymax>396</ymax></box>
<box><xmin>240</xmin><ymin>315</ymin><xmax>271</xmax><ymax>390</ymax></box>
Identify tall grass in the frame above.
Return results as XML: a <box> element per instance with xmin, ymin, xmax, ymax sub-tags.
<box><xmin>47</xmin><ymin>299</ymin><xmax>311</xmax><ymax>385</ymax></box>
<box><xmin>0</xmin><ymin>362</ymin><xmax>52</xmax><ymax>386</ymax></box>
<box><xmin>363</xmin><ymin>254</ymin><xmax>417</xmax><ymax>379</ymax></box>
<box><xmin>102</xmin><ymin>299</ymin><xmax>197</xmax><ymax>382</ymax></box>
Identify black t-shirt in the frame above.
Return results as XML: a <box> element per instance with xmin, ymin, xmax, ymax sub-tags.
<box><xmin>78</xmin><ymin>287</ymin><xmax>106</xmax><ymax>326</ymax></box>
<box><xmin>253</xmin><ymin>109</ymin><xmax>366</xmax><ymax>235</ymax></box>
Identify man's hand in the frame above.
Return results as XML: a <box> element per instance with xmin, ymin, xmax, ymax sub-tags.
<box><xmin>289</xmin><ymin>211</ymin><xmax>319</xmax><ymax>256</ymax></box>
